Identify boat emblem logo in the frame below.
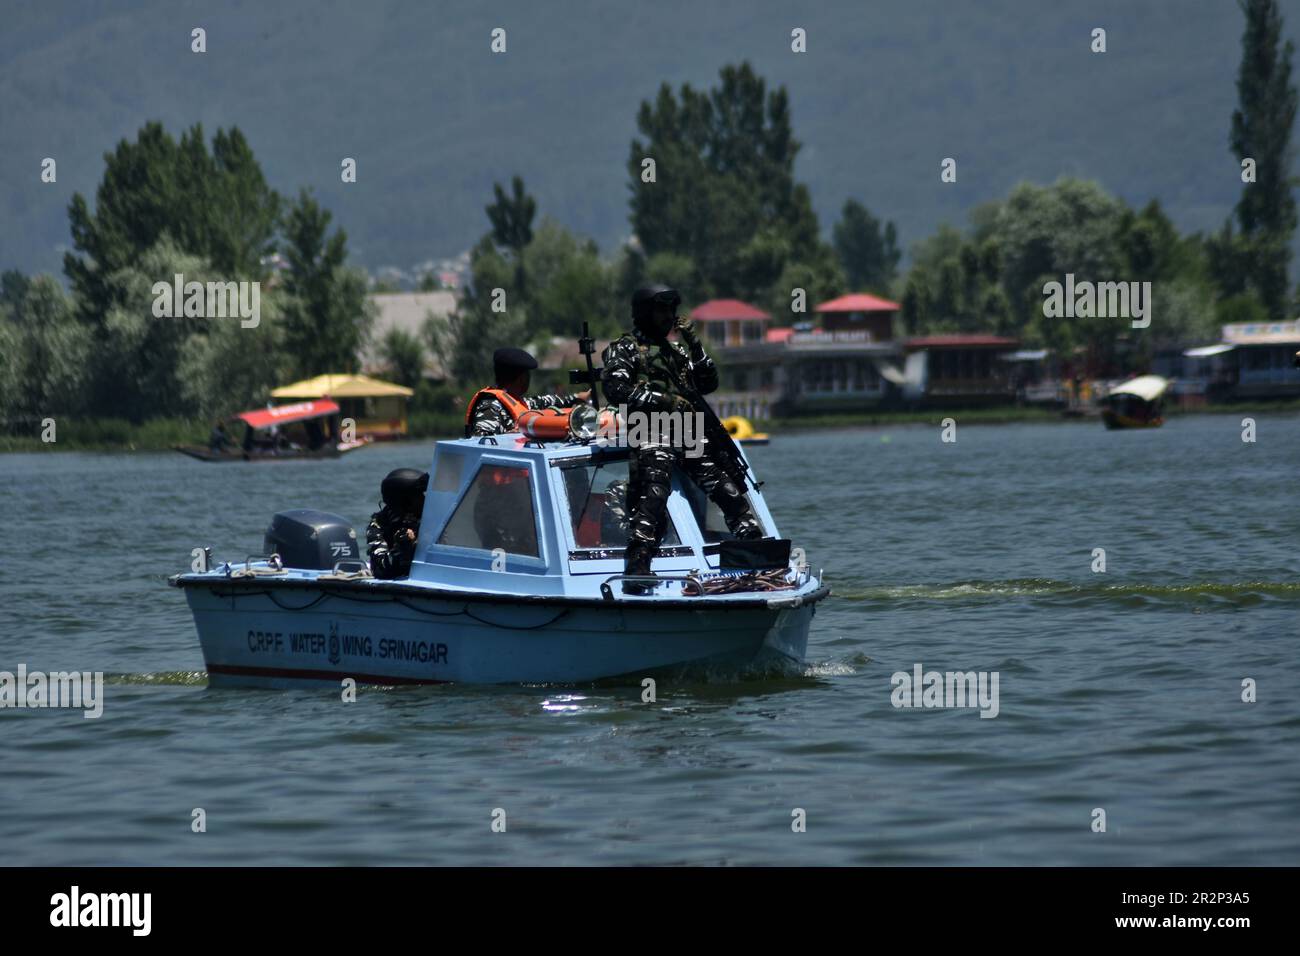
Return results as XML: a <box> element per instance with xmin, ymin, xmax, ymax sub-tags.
<box><xmin>328</xmin><ymin>622</ymin><xmax>341</xmax><ymax>665</ymax></box>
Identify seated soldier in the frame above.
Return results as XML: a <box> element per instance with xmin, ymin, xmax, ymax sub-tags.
<box><xmin>464</xmin><ymin>347</ymin><xmax>588</xmax><ymax>437</ymax></box>
<box><xmin>366</xmin><ymin>468</ymin><xmax>428</xmax><ymax>579</ymax></box>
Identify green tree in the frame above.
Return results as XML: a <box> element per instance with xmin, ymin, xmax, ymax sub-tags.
<box><xmin>979</xmin><ymin>179</ymin><xmax>1128</xmax><ymax>329</ymax></box>
<box><xmin>65</xmin><ymin>123</ymin><xmax>279</xmax><ymax>323</ymax></box>
<box><xmin>899</xmin><ymin>225</ymin><xmax>1007</xmax><ymax>336</ymax></box>
<box><xmin>1</xmin><ymin>270</ymin><xmax>31</xmax><ymax>309</ymax></box>
<box><xmin>378</xmin><ymin>328</ymin><xmax>427</xmax><ymax>388</ymax></box>
<box><xmin>486</xmin><ymin>176</ymin><xmax>537</xmax><ymax>255</ymax></box>
<box><xmin>96</xmin><ymin>240</ymin><xmax>213</xmax><ymax>421</ymax></box>
<box><xmin>279</xmin><ymin>190</ymin><xmax>374</xmax><ymax>377</ymax></box>
<box><xmin>628</xmin><ymin>63</ymin><xmax>822</xmax><ymax>301</ymax></box>
<box><xmin>833</xmin><ymin>200</ymin><xmax>900</xmax><ymax>291</ymax></box>
<box><xmin>432</xmin><ymin>237</ymin><xmax>530</xmax><ymax>385</ymax></box>
<box><xmin>1229</xmin><ymin>0</ymin><xmax>1298</xmax><ymax>316</ymax></box>
<box><xmin>0</xmin><ymin>276</ymin><xmax>92</xmax><ymax>422</ymax></box>
<box><xmin>641</xmin><ymin>251</ymin><xmax>707</xmax><ymax>308</ymax></box>
<box><xmin>178</xmin><ymin>288</ymin><xmax>288</xmax><ymax>420</ymax></box>
<box><xmin>769</xmin><ymin>247</ymin><xmax>845</xmax><ymax>323</ymax></box>
<box><xmin>523</xmin><ymin>220</ymin><xmax>618</xmax><ymax>340</ymax></box>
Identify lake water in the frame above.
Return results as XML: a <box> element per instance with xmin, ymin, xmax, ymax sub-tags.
<box><xmin>2</xmin><ymin>414</ymin><xmax>1298</xmax><ymax>865</ymax></box>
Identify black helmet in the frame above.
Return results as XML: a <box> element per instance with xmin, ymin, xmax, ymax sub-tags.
<box><xmin>632</xmin><ymin>284</ymin><xmax>681</xmax><ymax>338</ymax></box>
<box><xmin>381</xmin><ymin>468</ymin><xmax>429</xmax><ymax>512</ymax></box>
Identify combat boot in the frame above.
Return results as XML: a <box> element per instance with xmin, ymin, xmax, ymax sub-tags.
<box><xmin>622</xmin><ymin>541</ymin><xmax>657</xmax><ymax>595</ymax></box>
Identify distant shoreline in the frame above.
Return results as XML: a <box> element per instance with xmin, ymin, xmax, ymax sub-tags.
<box><xmin>5</xmin><ymin>400</ymin><xmax>1300</xmax><ymax>453</ymax></box>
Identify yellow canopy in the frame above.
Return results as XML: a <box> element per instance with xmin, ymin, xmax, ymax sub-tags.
<box><xmin>271</xmin><ymin>374</ymin><xmax>414</xmax><ymax>399</ymax></box>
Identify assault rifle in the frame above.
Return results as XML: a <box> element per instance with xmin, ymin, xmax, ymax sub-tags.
<box><xmin>568</xmin><ymin>321</ymin><xmax>602</xmax><ymax>409</ymax></box>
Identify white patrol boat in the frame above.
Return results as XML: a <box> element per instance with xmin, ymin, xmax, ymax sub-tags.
<box><xmin>170</xmin><ymin>425</ymin><xmax>828</xmax><ymax>687</ymax></box>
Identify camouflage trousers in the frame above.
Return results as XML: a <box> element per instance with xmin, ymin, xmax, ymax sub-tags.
<box><xmin>624</xmin><ymin>445</ymin><xmax>762</xmax><ymax>575</ymax></box>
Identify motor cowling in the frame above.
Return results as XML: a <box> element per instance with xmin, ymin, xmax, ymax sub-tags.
<box><xmin>264</xmin><ymin>509</ymin><xmax>359</xmax><ymax>570</ymax></box>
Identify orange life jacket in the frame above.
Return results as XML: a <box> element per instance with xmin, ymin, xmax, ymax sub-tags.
<box><xmin>464</xmin><ymin>387</ymin><xmax>531</xmax><ymax>435</ymax></box>
<box><xmin>465</xmin><ymin>389</ymin><xmax>532</xmax><ymax>488</ymax></box>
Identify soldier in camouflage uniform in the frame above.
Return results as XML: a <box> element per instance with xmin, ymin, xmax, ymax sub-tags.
<box><xmin>464</xmin><ymin>347</ymin><xmax>587</xmax><ymax>437</ymax></box>
<box><xmin>602</xmin><ymin>284</ymin><xmax>762</xmax><ymax>590</ymax></box>
<box><xmin>366</xmin><ymin>468</ymin><xmax>428</xmax><ymax>579</ymax></box>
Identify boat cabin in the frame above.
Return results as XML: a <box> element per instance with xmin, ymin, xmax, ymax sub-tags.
<box><xmin>409</xmin><ymin>435</ymin><xmax>780</xmax><ymax>598</ymax></box>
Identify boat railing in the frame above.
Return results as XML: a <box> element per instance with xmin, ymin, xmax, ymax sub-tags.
<box><xmin>228</xmin><ymin>553</ymin><xmax>286</xmax><ymax>579</ymax></box>
<box><xmin>599</xmin><ymin>574</ymin><xmax>705</xmax><ymax>601</ymax></box>
<box><xmin>319</xmin><ymin>559</ymin><xmax>373</xmax><ymax>581</ymax></box>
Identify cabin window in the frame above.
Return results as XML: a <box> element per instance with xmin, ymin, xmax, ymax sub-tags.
<box><xmin>437</xmin><ymin>463</ymin><xmax>539</xmax><ymax>556</ymax></box>
<box><xmin>560</xmin><ymin>459</ymin><xmax>681</xmax><ymax>550</ymax></box>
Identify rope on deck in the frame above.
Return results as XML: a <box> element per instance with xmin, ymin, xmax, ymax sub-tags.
<box><xmin>688</xmin><ymin>568</ymin><xmax>798</xmax><ymax>595</ymax></box>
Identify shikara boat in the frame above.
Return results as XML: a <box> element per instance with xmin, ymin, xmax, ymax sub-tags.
<box><xmin>174</xmin><ymin>400</ymin><xmax>371</xmax><ymax>461</ymax></box>
<box><xmin>1101</xmin><ymin>375</ymin><xmax>1169</xmax><ymax>430</ymax></box>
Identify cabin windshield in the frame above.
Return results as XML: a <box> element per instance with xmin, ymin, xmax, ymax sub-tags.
<box><xmin>559</xmin><ymin>459</ymin><xmax>682</xmax><ymax>550</ymax></box>
<box><xmin>679</xmin><ymin>481</ymin><xmax>754</xmax><ymax>543</ymax></box>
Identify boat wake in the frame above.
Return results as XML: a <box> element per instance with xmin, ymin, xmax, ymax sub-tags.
<box><xmin>102</xmin><ymin>671</ymin><xmax>208</xmax><ymax>687</ymax></box>
<box><xmin>835</xmin><ymin>578</ymin><xmax>1300</xmax><ymax>608</ymax></box>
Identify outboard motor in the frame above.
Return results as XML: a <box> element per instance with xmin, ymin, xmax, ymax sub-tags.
<box><xmin>264</xmin><ymin>509</ymin><xmax>359</xmax><ymax>570</ymax></box>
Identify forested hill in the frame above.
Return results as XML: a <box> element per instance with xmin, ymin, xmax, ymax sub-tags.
<box><xmin>2</xmin><ymin>0</ymin><xmax>1294</xmax><ymax>276</ymax></box>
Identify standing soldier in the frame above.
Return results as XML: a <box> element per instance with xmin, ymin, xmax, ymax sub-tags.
<box><xmin>464</xmin><ymin>347</ymin><xmax>587</xmax><ymax>437</ymax></box>
<box><xmin>602</xmin><ymin>284</ymin><xmax>763</xmax><ymax>590</ymax></box>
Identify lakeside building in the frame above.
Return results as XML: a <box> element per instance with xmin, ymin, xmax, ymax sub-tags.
<box><xmin>1174</xmin><ymin>320</ymin><xmax>1300</xmax><ymax>402</ymax></box>
<box><xmin>363</xmin><ymin>291</ymin><xmax>459</xmax><ymax>382</ymax></box>
<box><xmin>696</xmin><ymin>294</ymin><xmax>1037</xmax><ymax>415</ymax></box>
<box><xmin>901</xmin><ymin>334</ymin><xmax>1022</xmax><ymax>405</ymax></box>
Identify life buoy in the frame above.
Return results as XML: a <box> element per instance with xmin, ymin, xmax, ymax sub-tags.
<box><xmin>517</xmin><ymin>406</ymin><xmax>613</xmax><ymax>441</ymax></box>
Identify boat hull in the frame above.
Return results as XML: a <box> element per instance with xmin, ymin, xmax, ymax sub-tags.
<box><xmin>182</xmin><ymin>584</ymin><xmax>815</xmax><ymax>687</ymax></box>
<box><xmin>1101</xmin><ymin>409</ymin><xmax>1164</xmax><ymax>430</ymax></box>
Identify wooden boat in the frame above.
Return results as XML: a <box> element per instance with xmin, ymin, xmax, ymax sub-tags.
<box><xmin>1100</xmin><ymin>375</ymin><xmax>1169</xmax><ymax>430</ymax></box>
<box><xmin>174</xmin><ymin>400</ymin><xmax>371</xmax><ymax>461</ymax></box>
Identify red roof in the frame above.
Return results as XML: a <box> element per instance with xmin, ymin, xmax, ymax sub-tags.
<box><xmin>765</xmin><ymin>326</ymin><xmax>795</xmax><ymax>343</ymax></box>
<box><xmin>815</xmin><ymin>293</ymin><xmax>900</xmax><ymax>313</ymax></box>
<box><xmin>237</xmin><ymin>400</ymin><xmax>340</xmax><ymax>429</ymax></box>
<box><xmin>690</xmin><ymin>299</ymin><xmax>770</xmax><ymax>322</ymax></box>
<box><xmin>905</xmin><ymin>335</ymin><xmax>1019</xmax><ymax>348</ymax></box>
